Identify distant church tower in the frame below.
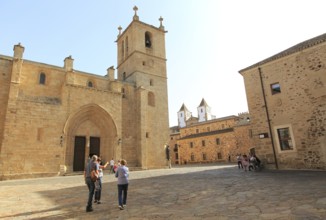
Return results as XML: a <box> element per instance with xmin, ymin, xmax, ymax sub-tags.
<box><xmin>197</xmin><ymin>98</ymin><xmax>212</xmax><ymax>122</ymax></box>
<box><xmin>116</xmin><ymin>6</ymin><xmax>169</xmax><ymax>168</ymax></box>
<box><xmin>178</xmin><ymin>103</ymin><xmax>192</xmax><ymax>128</ymax></box>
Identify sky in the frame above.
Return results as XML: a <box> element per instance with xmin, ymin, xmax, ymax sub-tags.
<box><xmin>1</xmin><ymin>0</ymin><xmax>326</xmax><ymax>126</ymax></box>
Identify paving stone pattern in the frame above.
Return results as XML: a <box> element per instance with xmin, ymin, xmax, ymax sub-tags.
<box><xmin>0</xmin><ymin>164</ymin><xmax>325</xmax><ymax>220</ymax></box>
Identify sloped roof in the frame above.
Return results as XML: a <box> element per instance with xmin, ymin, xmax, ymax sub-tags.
<box><xmin>178</xmin><ymin>103</ymin><xmax>190</xmax><ymax>112</ymax></box>
<box><xmin>198</xmin><ymin>98</ymin><xmax>209</xmax><ymax>107</ymax></box>
<box><xmin>239</xmin><ymin>33</ymin><xmax>326</xmax><ymax>73</ymax></box>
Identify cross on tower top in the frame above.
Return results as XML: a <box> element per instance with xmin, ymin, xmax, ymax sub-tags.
<box><xmin>133</xmin><ymin>6</ymin><xmax>139</xmax><ymax>20</ymax></box>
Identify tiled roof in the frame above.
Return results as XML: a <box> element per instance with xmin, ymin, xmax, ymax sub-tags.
<box><xmin>239</xmin><ymin>33</ymin><xmax>326</xmax><ymax>73</ymax></box>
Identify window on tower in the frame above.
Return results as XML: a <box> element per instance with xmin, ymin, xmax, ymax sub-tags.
<box><xmin>145</xmin><ymin>31</ymin><xmax>152</xmax><ymax>48</ymax></box>
<box><xmin>125</xmin><ymin>36</ymin><xmax>129</xmax><ymax>56</ymax></box>
<box><xmin>122</xmin><ymin>40</ymin><xmax>125</xmax><ymax>59</ymax></box>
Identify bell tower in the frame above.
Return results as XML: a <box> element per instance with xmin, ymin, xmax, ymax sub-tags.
<box><xmin>116</xmin><ymin>6</ymin><xmax>169</xmax><ymax>169</ymax></box>
<box><xmin>197</xmin><ymin>98</ymin><xmax>212</xmax><ymax>122</ymax></box>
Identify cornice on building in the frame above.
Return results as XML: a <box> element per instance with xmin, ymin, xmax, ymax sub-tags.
<box><xmin>239</xmin><ymin>33</ymin><xmax>326</xmax><ymax>73</ymax></box>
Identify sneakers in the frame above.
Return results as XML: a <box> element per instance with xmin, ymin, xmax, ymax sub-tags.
<box><xmin>119</xmin><ymin>205</ymin><xmax>124</xmax><ymax>210</ymax></box>
<box><xmin>86</xmin><ymin>206</ymin><xmax>93</xmax><ymax>212</ymax></box>
<box><xmin>94</xmin><ymin>200</ymin><xmax>98</xmax><ymax>203</ymax></box>
<box><xmin>123</xmin><ymin>204</ymin><xmax>127</xmax><ymax>208</ymax></box>
<box><xmin>97</xmin><ymin>201</ymin><xmax>102</xmax><ymax>204</ymax></box>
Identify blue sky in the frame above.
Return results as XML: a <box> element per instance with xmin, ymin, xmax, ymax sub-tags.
<box><xmin>1</xmin><ymin>0</ymin><xmax>326</xmax><ymax>126</ymax></box>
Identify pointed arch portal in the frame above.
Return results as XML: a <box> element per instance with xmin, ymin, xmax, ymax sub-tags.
<box><xmin>63</xmin><ymin>104</ymin><xmax>118</xmax><ymax>172</ymax></box>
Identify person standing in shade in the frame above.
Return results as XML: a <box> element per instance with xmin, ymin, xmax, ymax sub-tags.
<box><xmin>115</xmin><ymin>159</ymin><xmax>129</xmax><ymax>210</ymax></box>
<box><xmin>84</xmin><ymin>154</ymin><xmax>99</xmax><ymax>212</ymax></box>
<box><xmin>109</xmin><ymin>158</ymin><xmax>115</xmax><ymax>174</ymax></box>
<box><xmin>94</xmin><ymin>157</ymin><xmax>109</xmax><ymax>204</ymax></box>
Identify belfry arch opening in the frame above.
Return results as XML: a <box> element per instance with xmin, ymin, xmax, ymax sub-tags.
<box><xmin>145</xmin><ymin>31</ymin><xmax>152</xmax><ymax>48</ymax></box>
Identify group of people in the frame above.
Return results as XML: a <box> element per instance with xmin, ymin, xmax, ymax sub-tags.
<box><xmin>84</xmin><ymin>155</ymin><xmax>129</xmax><ymax>212</ymax></box>
<box><xmin>236</xmin><ymin>153</ymin><xmax>261</xmax><ymax>171</ymax></box>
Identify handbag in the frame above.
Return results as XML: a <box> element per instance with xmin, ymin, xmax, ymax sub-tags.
<box><xmin>90</xmin><ymin>169</ymin><xmax>98</xmax><ymax>182</ymax></box>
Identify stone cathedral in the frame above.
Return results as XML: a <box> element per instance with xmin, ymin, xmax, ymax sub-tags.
<box><xmin>0</xmin><ymin>7</ymin><xmax>170</xmax><ymax>180</ymax></box>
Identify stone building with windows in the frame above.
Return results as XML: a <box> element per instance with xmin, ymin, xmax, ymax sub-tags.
<box><xmin>169</xmin><ymin>99</ymin><xmax>253</xmax><ymax>165</ymax></box>
<box><xmin>239</xmin><ymin>33</ymin><xmax>326</xmax><ymax>170</ymax></box>
<box><xmin>0</xmin><ymin>7</ymin><xmax>170</xmax><ymax>180</ymax></box>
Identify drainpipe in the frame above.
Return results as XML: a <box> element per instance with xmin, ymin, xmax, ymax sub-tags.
<box><xmin>258</xmin><ymin>67</ymin><xmax>279</xmax><ymax>169</ymax></box>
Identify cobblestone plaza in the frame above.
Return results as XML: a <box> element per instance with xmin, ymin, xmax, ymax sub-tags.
<box><xmin>0</xmin><ymin>164</ymin><xmax>325</xmax><ymax>219</ymax></box>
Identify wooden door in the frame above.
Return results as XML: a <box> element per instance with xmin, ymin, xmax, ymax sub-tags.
<box><xmin>90</xmin><ymin>137</ymin><xmax>100</xmax><ymax>157</ymax></box>
<box><xmin>73</xmin><ymin>136</ymin><xmax>86</xmax><ymax>171</ymax></box>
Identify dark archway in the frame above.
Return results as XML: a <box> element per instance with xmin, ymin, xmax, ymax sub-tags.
<box><xmin>63</xmin><ymin>104</ymin><xmax>118</xmax><ymax>172</ymax></box>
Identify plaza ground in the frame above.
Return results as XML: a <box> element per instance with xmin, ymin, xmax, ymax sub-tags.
<box><xmin>0</xmin><ymin>164</ymin><xmax>325</xmax><ymax>219</ymax></box>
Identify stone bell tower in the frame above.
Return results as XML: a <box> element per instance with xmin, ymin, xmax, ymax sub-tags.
<box><xmin>116</xmin><ymin>6</ymin><xmax>169</xmax><ymax>169</ymax></box>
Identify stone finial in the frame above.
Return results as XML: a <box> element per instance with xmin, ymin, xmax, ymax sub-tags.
<box><xmin>106</xmin><ymin>66</ymin><xmax>115</xmax><ymax>81</ymax></box>
<box><xmin>118</xmin><ymin>26</ymin><xmax>122</xmax><ymax>37</ymax></box>
<box><xmin>64</xmin><ymin>55</ymin><xmax>74</xmax><ymax>72</ymax></box>
<box><xmin>133</xmin><ymin>6</ymin><xmax>139</xmax><ymax>20</ymax></box>
<box><xmin>13</xmin><ymin>42</ymin><xmax>25</xmax><ymax>59</ymax></box>
<box><xmin>159</xmin><ymin>16</ymin><xmax>165</xmax><ymax>30</ymax></box>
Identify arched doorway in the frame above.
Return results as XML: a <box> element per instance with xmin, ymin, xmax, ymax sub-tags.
<box><xmin>63</xmin><ymin>104</ymin><xmax>118</xmax><ymax>172</ymax></box>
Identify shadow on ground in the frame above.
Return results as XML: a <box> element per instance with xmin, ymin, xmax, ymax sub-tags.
<box><xmin>0</xmin><ymin>165</ymin><xmax>325</xmax><ymax>220</ymax></box>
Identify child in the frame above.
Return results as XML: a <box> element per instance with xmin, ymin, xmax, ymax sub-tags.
<box><xmin>115</xmin><ymin>159</ymin><xmax>129</xmax><ymax>210</ymax></box>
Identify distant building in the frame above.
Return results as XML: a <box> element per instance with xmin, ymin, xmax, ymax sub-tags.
<box><xmin>0</xmin><ymin>7</ymin><xmax>170</xmax><ymax>180</ymax></box>
<box><xmin>239</xmin><ymin>33</ymin><xmax>326</xmax><ymax>170</ymax></box>
<box><xmin>169</xmin><ymin>99</ymin><xmax>252</xmax><ymax>165</ymax></box>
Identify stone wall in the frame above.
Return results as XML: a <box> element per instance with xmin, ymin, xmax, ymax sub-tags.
<box><xmin>240</xmin><ymin>37</ymin><xmax>326</xmax><ymax>170</ymax></box>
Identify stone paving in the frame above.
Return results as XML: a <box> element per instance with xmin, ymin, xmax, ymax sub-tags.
<box><xmin>0</xmin><ymin>164</ymin><xmax>325</xmax><ymax>220</ymax></box>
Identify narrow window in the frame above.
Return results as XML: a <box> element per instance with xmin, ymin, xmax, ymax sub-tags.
<box><xmin>217</xmin><ymin>152</ymin><xmax>222</xmax><ymax>159</ymax></box>
<box><xmin>39</xmin><ymin>72</ymin><xmax>46</xmax><ymax>85</ymax></box>
<box><xmin>189</xmin><ymin>142</ymin><xmax>193</xmax><ymax>148</ymax></box>
<box><xmin>277</xmin><ymin>127</ymin><xmax>294</xmax><ymax>151</ymax></box>
<box><xmin>271</xmin><ymin>82</ymin><xmax>281</xmax><ymax>95</ymax></box>
<box><xmin>202</xmin><ymin>140</ymin><xmax>205</xmax><ymax>147</ymax></box>
<box><xmin>216</xmin><ymin>138</ymin><xmax>220</xmax><ymax>145</ymax></box>
<box><xmin>87</xmin><ymin>81</ymin><xmax>93</xmax><ymax>88</ymax></box>
<box><xmin>249</xmin><ymin>129</ymin><xmax>253</xmax><ymax>138</ymax></box>
<box><xmin>145</xmin><ymin>32</ymin><xmax>152</xmax><ymax>48</ymax></box>
<box><xmin>122</xmin><ymin>40</ymin><xmax>125</xmax><ymax>59</ymax></box>
<box><xmin>203</xmin><ymin>153</ymin><xmax>207</xmax><ymax>161</ymax></box>
<box><xmin>146</xmin><ymin>132</ymin><xmax>149</xmax><ymax>138</ymax></box>
<box><xmin>125</xmin><ymin>36</ymin><xmax>129</xmax><ymax>56</ymax></box>
<box><xmin>122</xmin><ymin>88</ymin><xmax>125</xmax><ymax>98</ymax></box>
<box><xmin>150</xmin><ymin>79</ymin><xmax>153</xmax><ymax>86</ymax></box>
<box><xmin>148</xmin><ymin>92</ymin><xmax>155</xmax><ymax>106</ymax></box>
<box><xmin>123</xmin><ymin>72</ymin><xmax>126</xmax><ymax>81</ymax></box>
<box><xmin>191</xmin><ymin>153</ymin><xmax>195</xmax><ymax>161</ymax></box>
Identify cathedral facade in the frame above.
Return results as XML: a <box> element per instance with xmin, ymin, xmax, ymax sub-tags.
<box><xmin>0</xmin><ymin>8</ymin><xmax>170</xmax><ymax>180</ymax></box>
